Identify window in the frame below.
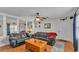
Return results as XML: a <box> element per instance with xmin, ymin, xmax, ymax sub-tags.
<box><xmin>10</xmin><ymin>24</ymin><xmax>18</xmax><ymax>33</ymax></box>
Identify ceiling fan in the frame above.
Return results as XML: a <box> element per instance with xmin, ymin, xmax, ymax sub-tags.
<box><xmin>34</xmin><ymin>12</ymin><xmax>48</xmax><ymax>21</ymax></box>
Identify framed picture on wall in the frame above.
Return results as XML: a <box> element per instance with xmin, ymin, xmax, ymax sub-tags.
<box><xmin>44</xmin><ymin>23</ymin><xmax>51</xmax><ymax>29</ymax></box>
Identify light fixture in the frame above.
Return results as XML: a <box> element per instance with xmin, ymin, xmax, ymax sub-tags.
<box><xmin>35</xmin><ymin>18</ymin><xmax>40</xmax><ymax>22</ymax></box>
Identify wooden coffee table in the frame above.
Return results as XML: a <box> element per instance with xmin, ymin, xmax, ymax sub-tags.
<box><xmin>25</xmin><ymin>38</ymin><xmax>47</xmax><ymax>52</ymax></box>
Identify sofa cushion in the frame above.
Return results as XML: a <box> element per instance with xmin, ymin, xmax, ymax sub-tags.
<box><xmin>33</xmin><ymin>32</ymin><xmax>48</xmax><ymax>41</ymax></box>
<box><xmin>21</xmin><ymin>34</ymin><xmax>26</xmax><ymax>39</ymax></box>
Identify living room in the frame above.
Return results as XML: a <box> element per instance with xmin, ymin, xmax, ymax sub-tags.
<box><xmin>0</xmin><ymin>7</ymin><xmax>78</xmax><ymax>52</ymax></box>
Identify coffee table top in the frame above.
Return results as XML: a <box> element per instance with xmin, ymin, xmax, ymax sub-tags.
<box><xmin>25</xmin><ymin>38</ymin><xmax>47</xmax><ymax>48</ymax></box>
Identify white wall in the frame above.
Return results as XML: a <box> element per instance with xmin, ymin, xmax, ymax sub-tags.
<box><xmin>34</xmin><ymin>18</ymin><xmax>73</xmax><ymax>42</ymax></box>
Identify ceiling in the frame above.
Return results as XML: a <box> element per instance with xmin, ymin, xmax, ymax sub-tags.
<box><xmin>0</xmin><ymin>7</ymin><xmax>78</xmax><ymax>19</ymax></box>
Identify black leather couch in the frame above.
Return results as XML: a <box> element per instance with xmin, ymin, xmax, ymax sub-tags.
<box><xmin>32</xmin><ymin>32</ymin><xmax>56</xmax><ymax>46</ymax></box>
<box><xmin>9</xmin><ymin>33</ymin><xmax>30</xmax><ymax>48</ymax></box>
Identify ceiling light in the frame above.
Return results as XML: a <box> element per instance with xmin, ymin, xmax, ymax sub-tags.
<box><xmin>35</xmin><ymin>18</ymin><xmax>40</xmax><ymax>21</ymax></box>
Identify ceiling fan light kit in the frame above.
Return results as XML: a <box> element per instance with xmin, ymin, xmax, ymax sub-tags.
<box><xmin>35</xmin><ymin>18</ymin><xmax>40</xmax><ymax>21</ymax></box>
